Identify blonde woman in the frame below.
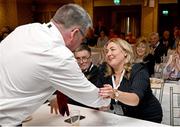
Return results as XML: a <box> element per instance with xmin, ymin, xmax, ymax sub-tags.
<box><xmin>163</xmin><ymin>39</ymin><xmax>180</xmax><ymax>80</ymax></box>
<box><xmin>98</xmin><ymin>38</ymin><xmax>162</xmax><ymax>123</ymax></box>
<box><xmin>134</xmin><ymin>37</ymin><xmax>155</xmax><ymax>76</ymax></box>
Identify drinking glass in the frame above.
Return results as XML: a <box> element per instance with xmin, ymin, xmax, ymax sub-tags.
<box><xmin>70</xmin><ymin>110</ymin><xmax>80</xmax><ymax>126</ymax></box>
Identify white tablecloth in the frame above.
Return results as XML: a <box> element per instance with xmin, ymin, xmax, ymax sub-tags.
<box><xmin>23</xmin><ymin>104</ymin><xmax>171</xmax><ymax>127</ymax></box>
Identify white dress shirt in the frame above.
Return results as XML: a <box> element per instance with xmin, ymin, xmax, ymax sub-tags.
<box><xmin>0</xmin><ymin>22</ymin><xmax>110</xmax><ymax>125</ymax></box>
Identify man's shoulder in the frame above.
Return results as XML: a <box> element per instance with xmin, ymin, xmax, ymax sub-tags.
<box><xmin>15</xmin><ymin>23</ymin><xmax>42</xmax><ymax>30</ymax></box>
<box><xmin>14</xmin><ymin>23</ymin><xmax>50</xmax><ymax>37</ymax></box>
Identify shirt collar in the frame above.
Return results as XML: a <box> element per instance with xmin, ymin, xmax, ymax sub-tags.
<box><xmin>44</xmin><ymin>22</ymin><xmax>65</xmax><ymax>46</ymax></box>
<box><xmin>83</xmin><ymin>63</ymin><xmax>94</xmax><ymax>73</ymax></box>
<box><xmin>153</xmin><ymin>41</ymin><xmax>160</xmax><ymax>48</ymax></box>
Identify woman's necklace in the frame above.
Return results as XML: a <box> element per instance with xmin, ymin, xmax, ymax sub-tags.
<box><xmin>112</xmin><ymin>69</ymin><xmax>125</xmax><ymax>89</ymax></box>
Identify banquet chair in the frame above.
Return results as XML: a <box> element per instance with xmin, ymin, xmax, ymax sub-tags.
<box><xmin>170</xmin><ymin>87</ymin><xmax>180</xmax><ymax>126</ymax></box>
<box><xmin>150</xmin><ymin>78</ymin><xmax>164</xmax><ymax>104</ymax></box>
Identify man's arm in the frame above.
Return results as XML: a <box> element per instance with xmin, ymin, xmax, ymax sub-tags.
<box><xmin>48</xmin><ymin>48</ymin><xmax>110</xmax><ymax>108</ymax></box>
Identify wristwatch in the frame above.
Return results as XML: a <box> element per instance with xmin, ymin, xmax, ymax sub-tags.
<box><xmin>113</xmin><ymin>89</ymin><xmax>119</xmax><ymax>99</ymax></box>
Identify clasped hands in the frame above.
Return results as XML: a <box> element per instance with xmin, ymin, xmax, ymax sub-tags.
<box><xmin>99</xmin><ymin>84</ymin><xmax>116</xmax><ymax>99</ymax></box>
<box><xmin>49</xmin><ymin>84</ymin><xmax>115</xmax><ymax>114</ymax></box>
<box><xmin>99</xmin><ymin>84</ymin><xmax>116</xmax><ymax>111</ymax></box>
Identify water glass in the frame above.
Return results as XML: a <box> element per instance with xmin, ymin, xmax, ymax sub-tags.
<box><xmin>70</xmin><ymin>110</ymin><xmax>80</xmax><ymax>126</ymax></box>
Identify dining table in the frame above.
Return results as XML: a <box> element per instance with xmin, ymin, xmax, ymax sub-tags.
<box><xmin>23</xmin><ymin>103</ymin><xmax>171</xmax><ymax>127</ymax></box>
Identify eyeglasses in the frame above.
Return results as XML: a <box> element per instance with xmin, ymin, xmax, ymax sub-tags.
<box><xmin>76</xmin><ymin>56</ymin><xmax>91</xmax><ymax>63</ymax></box>
<box><xmin>78</xmin><ymin>28</ymin><xmax>85</xmax><ymax>38</ymax></box>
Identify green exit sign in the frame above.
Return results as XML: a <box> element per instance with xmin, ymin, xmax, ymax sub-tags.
<box><xmin>162</xmin><ymin>10</ymin><xmax>169</xmax><ymax>16</ymax></box>
<box><xmin>114</xmin><ymin>0</ymin><xmax>121</xmax><ymax>5</ymax></box>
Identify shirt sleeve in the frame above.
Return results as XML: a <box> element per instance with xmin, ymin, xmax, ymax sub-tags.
<box><xmin>129</xmin><ymin>66</ymin><xmax>150</xmax><ymax>100</ymax></box>
<box><xmin>48</xmin><ymin>47</ymin><xmax>110</xmax><ymax>108</ymax></box>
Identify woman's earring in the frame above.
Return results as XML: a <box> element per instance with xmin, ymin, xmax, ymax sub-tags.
<box><xmin>124</xmin><ymin>54</ymin><xmax>127</xmax><ymax>58</ymax></box>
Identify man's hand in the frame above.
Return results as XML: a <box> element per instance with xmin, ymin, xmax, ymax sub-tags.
<box><xmin>49</xmin><ymin>97</ymin><xmax>59</xmax><ymax>114</ymax></box>
<box><xmin>99</xmin><ymin>84</ymin><xmax>114</xmax><ymax>99</ymax></box>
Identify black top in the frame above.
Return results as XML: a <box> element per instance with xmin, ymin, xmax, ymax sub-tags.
<box><xmin>153</xmin><ymin>42</ymin><xmax>166</xmax><ymax>63</ymax></box>
<box><xmin>97</xmin><ymin>63</ymin><xmax>163</xmax><ymax>123</ymax></box>
<box><xmin>83</xmin><ymin>64</ymin><xmax>99</xmax><ymax>85</ymax></box>
<box><xmin>159</xmin><ymin>37</ymin><xmax>174</xmax><ymax>56</ymax></box>
<box><xmin>143</xmin><ymin>54</ymin><xmax>155</xmax><ymax>76</ymax></box>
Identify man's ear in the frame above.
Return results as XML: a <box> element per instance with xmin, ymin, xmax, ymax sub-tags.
<box><xmin>70</xmin><ymin>28</ymin><xmax>79</xmax><ymax>41</ymax></box>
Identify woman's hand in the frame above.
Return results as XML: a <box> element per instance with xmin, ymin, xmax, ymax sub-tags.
<box><xmin>175</xmin><ymin>54</ymin><xmax>180</xmax><ymax>71</ymax></box>
<box><xmin>171</xmin><ymin>53</ymin><xmax>180</xmax><ymax>71</ymax></box>
<box><xmin>171</xmin><ymin>53</ymin><xmax>178</xmax><ymax>64</ymax></box>
<box><xmin>99</xmin><ymin>84</ymin><xmax>114</xmax><ymax>99</ymax></box>
<box><xmin>49</xmin><ymin>97</ymin><xmax>59</xmax><ymax>114</ymax></box>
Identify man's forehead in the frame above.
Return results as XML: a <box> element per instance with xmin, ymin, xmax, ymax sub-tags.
<box><xmin>75</xmin><ymin>50</ymin><xmax>90</xmax><ymax>55</ymax></box>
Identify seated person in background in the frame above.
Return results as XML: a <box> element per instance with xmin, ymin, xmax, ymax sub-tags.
<box><xmin>97</xmin><ymin>30</ymin><xmax>108</xmax><ymax>48</ymax></box>
<box><xmin>94</xmin><ymin>20</ymin><xmax>107</xmax><ymax>38</ymax></box>
<box><xmin>134</xmin><ymin>37</ymin><xmax>155</xmax><ymax>76</ymax></box>
<box><xmin>125</xmin><ymin>32</ymin><xmax>136</xmax><ymax>44</ymax></box>
<box><xmin>66</xmin><ymin>44</ymin><xmax>100</xmax><ymax>108</ymax></box>
<box><xmin>74</xmin><ymin>44</ymin><xmax>99</xmax><ymax>85</ymax></box>
<box><xmin>163</xmin><ymin>39</ymin><xmax>180</xmax><ymax>80</ymax></box>
<box><xmin>149</xmin><ymin>32</ymin><xmax>166</xmax><ymax>63</ymax></box>
<box><xmin>98</xmin><ymin>38</ymin><xmax>163</xmax><ymax>123</ymax></box>
<box><xmin>172</xmin><ymin>27</ymin><xmax>180</xmax><ymax>49</ymax></box>
<box><xmin>108</xmin><ymin>28</ymin><xmax>118</xmax><ymax>39</ymax></box>
<box><xmin>160</xmin><ymin>30</ymin><xmax>174</xmax><ymax>56</ymax></box>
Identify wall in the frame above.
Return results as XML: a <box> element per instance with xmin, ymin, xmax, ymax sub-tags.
<box><xmin>32</xmin><ymin>4</ymin><xmax>61</xmax><ymax>23</ymax></box>
<box><xmin>141</xmin><ymin>0</ymin><xmax>158</xmax><ymax>37</ymax></box>
<box><xmin>0</xmin><ymin>0</ymin><xmax>18</xmax><ymax>29</ymax></box>
<box><xmin>0</xmin><ymin>0</ymin><xmax>33</xmax><ymax>30</ymax></box>
<box><xmin>0</xmin><ymin>0</ymin><xmax>63</xmax><ymax>29</ymax></box>
<box><xmin>0</xmin><ymin>0</ymin><xmax>8</xmax><ymax>28</ymax></box>
<box><xmin>16</xmin><ymin>0</ymin><xmax>34</xmax><ymax>25</ymax></box>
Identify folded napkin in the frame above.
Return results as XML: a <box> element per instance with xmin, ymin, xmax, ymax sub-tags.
<box><xmin>55</xmin><ymin>91</ymin><xmax>70</xmax><ymax>116</ymax></box>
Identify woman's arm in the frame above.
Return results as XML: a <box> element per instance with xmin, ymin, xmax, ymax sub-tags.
<box><xmin>99</xmin><ymin>84</ymin><xmax>139</xmax><ymax>106</ymax></box>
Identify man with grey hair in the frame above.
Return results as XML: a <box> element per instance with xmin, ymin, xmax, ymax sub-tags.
<box><xmin>0</xmin><ymin>4</ymin><xmax>110</xmax><ymax>125</ymax></box>
<box><xmin>149</xmin><ymin>32</ymin><xmax>166</xmax><ymax>63</ymax></box>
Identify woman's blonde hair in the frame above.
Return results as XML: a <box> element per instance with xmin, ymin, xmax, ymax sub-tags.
<box><xmin>103</xmin><ymin>38</ymin><xmax>134</xmax><ymax>77</ymax></box>
<box><xmin>134</xmin><ymin>37</ymin><xmax>150</xmax><ymax>59</ymax></box>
